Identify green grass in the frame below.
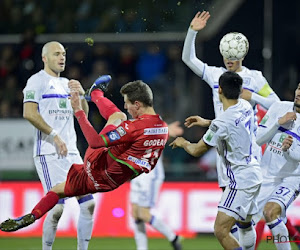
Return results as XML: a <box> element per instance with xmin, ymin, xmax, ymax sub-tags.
<box><xmin>0</xmin><ymin>236</ymin><xmax>298</xmax><ymax>250</ymax></box>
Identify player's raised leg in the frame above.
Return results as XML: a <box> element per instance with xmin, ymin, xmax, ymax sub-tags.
<box><xmin>0</xmin><ymin>182</ymin><xmax>67</xmax><ymax>232</ymax></box>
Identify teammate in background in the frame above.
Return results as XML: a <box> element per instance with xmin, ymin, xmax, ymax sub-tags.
<box><xmin>0</xmin><ymin>80</ymin><xmax>169</xmax><ymax>245</ymax></box>
<box><xmin>170</xmin><ymin>71</ymin><xmax>262</xmax><ymax>250</ymax></box>
<box><xmin>252</xmin><ymin>83</ymin><xmax>300</xmax><ymax>250</ymax></box>
<box><xmin>182</xmin><ymin>10</ymin><xmax>280</xmax><ymax>239</ymax></box>
<box><xmin>22</xmin><ymin>41</ymin><xmax>94</xmax><ymax>250</ymax></box>
<box><xmin>130</xmin><ymin>121</ymin><xmax>183</xmax><ymax>250</ymax></box>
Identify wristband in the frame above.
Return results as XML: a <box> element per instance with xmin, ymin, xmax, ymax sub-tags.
<box><xmin>49</xmin><ymin>129</ymin><xmax>58</xmax><ymax>139</ymax></box>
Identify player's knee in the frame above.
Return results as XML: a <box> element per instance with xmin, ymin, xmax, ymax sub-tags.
<box><xmin>79</xmin><ymin>196</ymin><xmax>95</xmax><ymax>217</ymax></box>
<box><xmin>51</xmin><ymin>204</ymin><xmax>64</xmax><ymax>222</ymax></box>
<box><xmin>214</xmin><ymin>221</ymin><xmax>229</xmax><ymax>240</ymax></box>
<box><xmin>263</xmin><ymin>202</ymin><xmax>281</xmax><ymax>222</ymax></box>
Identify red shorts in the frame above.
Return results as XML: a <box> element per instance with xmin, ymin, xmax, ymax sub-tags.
<box><xmin>64</xmin><ymin>147</ymin><xmax>135</xmax><ymax>197</ymax></box>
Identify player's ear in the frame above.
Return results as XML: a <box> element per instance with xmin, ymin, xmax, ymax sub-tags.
<box><xmin>218</xmin><ymin>86</ymin><xmax>223</xmax><ymax>95</ymax></box>
<box><xmin>134</xmin><ymin>101</ymin><xmax>141</xmax><ymax>110</ymax></box>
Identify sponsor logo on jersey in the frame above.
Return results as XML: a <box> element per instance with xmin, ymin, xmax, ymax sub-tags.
<box><xmin>116</xmin><ymin>126</ymin><xmax>126</xmax><ymax>136</ymax></box>
<box><xmin>25</xmin><ymin>90</ymin><xmax>35</xmax><ymax>99</ymax></box>
<box><xmin>143</xmin><ymin>139</ymin><xmax>166</xmax><ymax>146</ymax></box>
<box><xmin>127</xmin><ymin>155</ymin><xmax>151</xmax><ymax>170</ymax></box>
<box><xmin>50</xmin><ymin>85</ymin><xmax>55</xmax><ymax>89</ymax></box>
<box><xmin>260</xmin><ymin>115</ymin><xmax>269</xmax><ymax>125</ymax></box>
<box><xmin>144</xmin><ymin>127</ymin><xmax>168</xmax><ymax>135</ymax></box>
<box><xmin>59</xmin><ymin>99</ymin><xmax>67</xmax><ymax>108</ymax></box>
<box><xmin>279</xmin><ymin>133</ymin><xmax>287</xmax><ymax>143</ymax></box>
<box><xmin>107</xmin><ymin>130</ymin><xmax>120</xmax><ymax>141</ymax></box>
<box><xmin>242</xmin><ymin>77</ymin><xmax>251</xmax><ymax>86</ymax></box>
<box><xmin>205</xmin><ymin>130</ymin><xmax>215</xmax><ymax>142</ymax></box>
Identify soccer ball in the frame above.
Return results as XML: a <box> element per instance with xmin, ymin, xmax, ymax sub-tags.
<box><xmin>219</xmin><ymin>32</ymin><xmax>249</xmax><ymax>61</ymax></box>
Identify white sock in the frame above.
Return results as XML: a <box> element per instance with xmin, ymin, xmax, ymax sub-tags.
<box><xmin>149</xmin><ymin>215</ymin><xmax>176</xmax><ymax>242</ymax></box>
<box><xmin>42</xmin><ymin>202</ymin><xmax>64</xmax><ymax>250</ymax></box>
<box><xmin>231</xmin><ymin>224</ymin><xmax>239</xmax><ymax>242</ymax></box>
<box><xmin>134</xmin><ymin>219</ymin><xmax>148</xmax><ymax>250</ymax></box>
<box><xmin>77</xmin><ymin>195</ymin><xmax>95</xmax><ymax>250</ymax></box>
<box><xmin>267</xmin><ymin>218</ymin><xmax>291</xmax><ymax>250</ymax></box>
<box><xmin>237</xmin><ymin>222</ymin><xmax>256</xmax><ymax>250</ymax></box>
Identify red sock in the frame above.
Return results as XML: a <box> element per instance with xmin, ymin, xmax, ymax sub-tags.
<box><xmin>255</xmin><ymin>220</ymin><xmax>266</xmax><ymax>250</ymax></box>
<box><xmin>286</xmin><ymin>218</ymin><xmax>300</xmax><ymax>242</ymax></box>
<box><xmin>31</xmin><ymin>191</ymin><xmax>59</xmax><ymax>219</ymax></box>
<box><xmin>91</xmin><ymin>89</ymin><xmax>120</xmax><ymax>120</ymax></box>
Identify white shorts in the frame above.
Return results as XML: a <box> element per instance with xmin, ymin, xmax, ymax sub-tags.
<box><xmin>130</xmin><ymin>171</ymin><xmax>164</xmax><ymax>208</ymax></box>
<box><xmin>252</xmin><ymin>176</ymin><xmax>300</xmax><ymax>224</ymax></box>
<box><xmin>218</xmin><ymin>184</ymin><xmax>261</xmax><ymax>222</ymax></box>
<box><xmin>34</xmin><ymin>153</ymin><xmax>83</xmax><ymax>194</ymax></box>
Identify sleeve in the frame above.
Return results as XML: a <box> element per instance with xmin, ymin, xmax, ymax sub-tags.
<box><xmin>182</xmin><ymin>28</ymin><xmax>222</xmax><ymax>89</ymax></box>
<box><xmin>283</xmin><ymin>140</ymin><xmax>300</xmax><ymax>162</ymax></box>
<box><xmin>202</xmin><ymin>119</ymin><xmax>227</xmax><ymax>147</ymax></box>
<box><xmin>75</xmin><ymin>110</ymin><xmax>136</xmax><ymax>148</ymax></box>
<box><xmin>251</xmin><ymin>71</ymin><xmax>280</xmax><ymax>109</ymax></box>
<box><xmin>256</xmin><ymin>102</ymin><xmax>280</xmax><ymax>145</ymax></box>
<box><xmin>182</xmin><ymin>28</ymin><xmax>205</xmax><ymax>78</ymax></box>
<box><xmin>23</xmin><ymin>76</ymin><xmax>43</xmax><ymax>103</ymax></box>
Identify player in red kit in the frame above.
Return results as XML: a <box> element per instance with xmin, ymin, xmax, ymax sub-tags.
<box><xmin>0</xmin><ymin>79</ymin><xmax>168</xmax><ymax>232</ymax></box>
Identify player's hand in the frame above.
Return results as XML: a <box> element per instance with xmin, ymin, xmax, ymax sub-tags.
<box><xmin>190</xmin><ymin>11</ymin><xmax>210</xmax><ymax>31</ymax></box>
<box><xmin>68</xmin><ymin>79</ymin><xmax>85</xmax><ymax>95</ymax></box>
<box><xmin>282</xmin><ymin>135</ymin><xmax>293</xmax><ymax>151</ymax></box>
<box><xmin>240</xmin><ymin>89</ymin><xmax>252</xmax><ymax>101</ymax></box>
<box><xmin>185</xmin><ymin>115</ymin><xmax>211</xmax><ymax>128</ymax></box>
<box><xmin>70</xmin><ymin>91</ymin><xmax>83</xmax><ymax>113</ymax></box>
<box><xmin>53</xmin><ymin>135</ymin><xmax>68</xmax><ymax>156</ymax></box>
<box><xmin>278</xmin><ymin>112</ymin><xmax>297</xmax><ymax>125</ymax></box>
<box><xmin>168</xmin><ymin>121</ymin><xmax>184</xmax><ymax>137</ymax></box>
<box><xmin>169</xmin><ymin>137</ymin><xmax>187</xmax><ymax>149</ymax></box>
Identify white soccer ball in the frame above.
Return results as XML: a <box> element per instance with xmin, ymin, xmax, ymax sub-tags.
<box><xmin>219</xmin><ymin>32</ymin><xmax>249</xmax><ymax>61</ymax></box>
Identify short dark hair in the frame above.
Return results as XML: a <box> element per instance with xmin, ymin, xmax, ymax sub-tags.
<box><xmin>219</xmin><ymin>71</ymin><xmax>243</xmax><ymax>99</ymax></box>
<box><xmin>120</xmin><ymin>80</ymin><xmax>153</xmax><ymax>107</ymax></box>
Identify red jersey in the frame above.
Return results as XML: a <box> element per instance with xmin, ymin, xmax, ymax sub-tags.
<box><xmin>75</xmin><ymin>111</ymin><xmax>168</xmax><ymax>175</ymax></box>
<box><xmin>102</xmin><ymin>114</ymin><xmax>168</xmax><ymax>174</ymax></box>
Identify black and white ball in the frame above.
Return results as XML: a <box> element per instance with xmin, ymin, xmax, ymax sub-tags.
<box><xmin>219</xmin><ymin>32</ymin><xmax>249</xmax><ymax>61</ymax></box>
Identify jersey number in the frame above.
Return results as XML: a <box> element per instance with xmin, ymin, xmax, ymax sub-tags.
<box><xmin>275</xmin><ymin>186</ymin><xmax>291</xmax><ymax>196</ymax></box>
<box><xmin>142</xmin><ymin>149</ymin><xmax>161</xmax><ymax>165</ymax></box>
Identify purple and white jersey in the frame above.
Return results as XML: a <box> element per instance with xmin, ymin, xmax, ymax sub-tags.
<box><xmin>203</xmin><ymin>99</ymin><xmax>262</xmax><ymax>189</ymax></box>
<box><xmin>23</xmin><ymin>70</ymin><xmax>79</xmax><ymax>157</ymax></box>
<box><xmin>257</xmin><ymin>101</ymin><xmax>300</xmax><ymax>178</ymax></box>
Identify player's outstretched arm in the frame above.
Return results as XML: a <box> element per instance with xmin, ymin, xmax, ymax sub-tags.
<box><xmin>184</xmin><ymin>115</ymin><xmax>211</xmax><ymax>128</ymax></box>
<box><xmin>241</xmin><ymin>89</ymin><xmax>280</xmax><ymax>109</ymax></box>
<box><xmin>71</xmin><ymin>91</ymin><xmax>105</xmax><ymax>148</ymax></box>
<box><xmin>169</xmin><ymin>137</ymin><xmax>211</xmax><ymax>157</ymax></box>
<box><xmin>182</xmin><ymin>11</ymin><xmax>210</xmax><ymax>78</ymax></box>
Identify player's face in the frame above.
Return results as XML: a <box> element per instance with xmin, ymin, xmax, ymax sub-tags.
<box><xmin>44</xmin><ymin>43</ymin><xmax>66</xmax><ymax>76</ymax></box>
<box><xmin>223</xmin><ymin>58</ymin><xmax>242</xmax><ymax>72</ymax></box>
<box><xmin>294</xmin><ymin>83</ymin><xmax>300</xmax><ymax>109</ymax></box>
<box><xmin>123</xmin><ymin>95</ymin><xmax>138</xmax><ymax>118</ymax></box>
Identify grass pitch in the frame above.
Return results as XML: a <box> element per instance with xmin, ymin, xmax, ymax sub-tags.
<box><xmin>0</xmin><ymin>235</ymin><xmax>298</xmax><ymax>249</ymax></box>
